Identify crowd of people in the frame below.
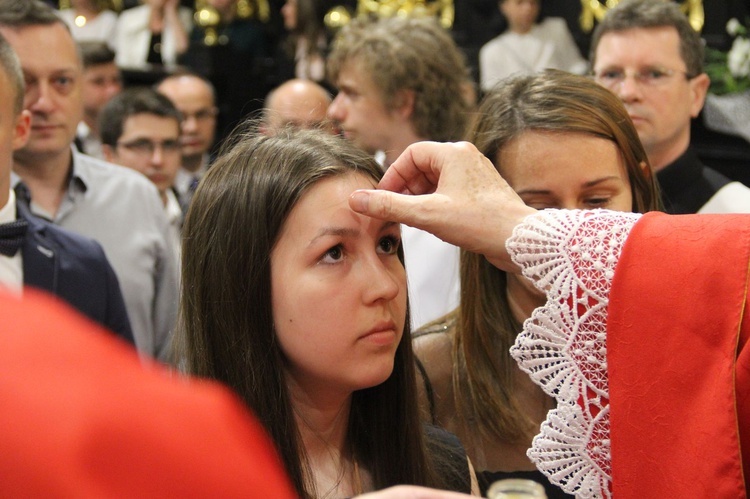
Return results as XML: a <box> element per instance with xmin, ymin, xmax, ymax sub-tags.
<box><xmin>1</xmin><ymin>0</ymin><xmax>749</xmax><ymax>497</ymax></box>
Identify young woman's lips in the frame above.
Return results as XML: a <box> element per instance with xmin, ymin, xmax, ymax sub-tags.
<box><xmin>360</xmin><ymin>320</ymin><xmax>397</xmax><ymax>345</ymax></box>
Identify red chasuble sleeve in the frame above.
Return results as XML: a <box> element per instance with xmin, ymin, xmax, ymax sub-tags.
<box><xmin>608</xmin><ymin>212</ymin><xmax>749</xmax><ymax>497</ymax></box>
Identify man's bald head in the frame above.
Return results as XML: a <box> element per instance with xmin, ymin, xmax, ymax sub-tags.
<box><xmin>262</xmin><ymin>79</ymin><xmax>334</xmax><ymax>135</ymax></box>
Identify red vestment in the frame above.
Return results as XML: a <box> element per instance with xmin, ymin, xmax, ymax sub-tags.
<box><xmin>0</xmin><ymin>289</ymin><xmax>296</xmax><ymax>497</ymax></box>
<box><xmin>510</xmin><ymin>210</ymin><xmax>749</xmax><ymax>497</ymax></box>
<box><xmin>609</xmin><ymin>213</ymin><xmax>749</xmax><ymax>497</ymax></box>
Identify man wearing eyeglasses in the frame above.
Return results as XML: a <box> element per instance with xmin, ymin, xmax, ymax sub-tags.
<box><xmin>590</xmin><ymin>0</ymin><xmax>750</xmax><ymax>214</ymax></box>
<box><xmin>155</xmin><ymin>72</ymin><xmax>217</xmax><ymax>212</ymax></box>
<box><xmin>100</xmin><ymin>88</ymin><xmax>183</xmax><ymax>266</ymax></box>
<box><xmin>0</xmin><ymin>0</ymin><xmax>179</xmax><ymax>362</ymax></box>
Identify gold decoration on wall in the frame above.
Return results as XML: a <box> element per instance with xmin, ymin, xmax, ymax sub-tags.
<box><xmin>353</xmin><ymin>0</ymin><xmax>454</xmax><ymax>29</ymax></box>
<box><xmin>324</xmin><ymin>6</ymin><xmax>353</xmax><ymax>31</ymax></box>
<box><xmin>682</xmin><ymin>0</ymin><xmax>704</xmax><ymax>32</ymax></box>
<box><xmin>194</xmin><ymin>3</ymin><xmax>222</xmax><ymax>46</ymax></box>
<box><xmin>580</xmin><ymin>0</ymin><xmax>703</xmax><ymax>33</ymax></box>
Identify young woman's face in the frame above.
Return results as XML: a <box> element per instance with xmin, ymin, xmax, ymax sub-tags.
<box><xmin>498</xmin><ymin>129</ymin><xmax>634</xmax><ymax>311</ymax></box>
<box><xmin>271</xmin><ymin>172</ymin><xmax>407</xmax><ymax>396</ymax></box>
<box><xmin>496</xmin><ymin>130</ymin><xmax>634</xmax><ymax>211</ymax></box>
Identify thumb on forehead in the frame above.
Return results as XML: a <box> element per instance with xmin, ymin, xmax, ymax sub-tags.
<box><xmin>349</xmin><ymin>189</ymin><xmax>435</xmax><ymax>229</ymax></box>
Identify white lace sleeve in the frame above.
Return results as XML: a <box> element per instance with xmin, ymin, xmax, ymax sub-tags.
<box><xmin>507</xmin><ymin>209</ymin><xmax>640</xmax><ymax>499</ymax></box>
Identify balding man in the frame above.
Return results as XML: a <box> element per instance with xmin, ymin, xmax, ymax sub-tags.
<box><xmin>156</xmin><ymin>72</ymin><xmax>218</xmax><ymax>211</ymax></box>
<box><xmin>261</xmin><ymin>79</ymin><xmax>335</xmax><ymax>135</ymax></box>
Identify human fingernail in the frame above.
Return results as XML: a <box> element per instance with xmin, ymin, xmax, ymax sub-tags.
<box><xmin>349</xmin><ymin>190</ymin><xmax>370</xmax><ymax>213</ymax></box>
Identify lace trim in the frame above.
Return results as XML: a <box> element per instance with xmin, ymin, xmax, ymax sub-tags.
<box><xmin>508</xmin><ymin>210</ymin><xmax>640</xmax><ymax>498</ymax></box>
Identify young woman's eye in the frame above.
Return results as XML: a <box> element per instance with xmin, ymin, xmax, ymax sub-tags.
<box><xmin>320</xmin><ymin>244</ymin><xmax>344</xmax><ymax>264</ymax></box>
<box><xmin>585</xmin><ymin>197</ymin><xmax>610</xmax><ymax>208</ymax></box>
<box><xmin>378</xmin><ymin>235</ymin><xmax>400</xmax><ymax>255</ymax></box>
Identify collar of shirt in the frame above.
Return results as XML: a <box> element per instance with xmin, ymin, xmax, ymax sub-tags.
<box><xmin>165</xmin><ymin>188</ymin><xmax>183</xmax><ymax>227</ymax></box>
<box><xmin>0</xmin><ymin>189</ymin><xmax>23</xmax><ymax>294</ymax></box>
<box><xmin>175</xmin><ymin>156</ymin><xmax>210</xmax><ymax>195</ymax></box>
<box><xmin>10</xmin><ymin>145</ymin><xmax>90</xmax><ymax>201</ymax></box>
<box><xmin>0</xmin><ymin>189</ymin><xmax>17</xmax><ymax>224</ymax></box>
<box><xmin>77</xmin><ymin>121</ymin><xmax>92</xmax><ymax>141</ymax></box>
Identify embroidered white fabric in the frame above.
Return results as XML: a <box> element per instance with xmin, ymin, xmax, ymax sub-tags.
<box><xmin>507</xmin><ymin>209</ymin><xmax>640</xmax><ymax>498</ymax></box>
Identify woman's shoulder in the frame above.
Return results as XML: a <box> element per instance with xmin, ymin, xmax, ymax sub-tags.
<box><xmin>413</xmin><ymin>315</ymin><xmax>456</xmax><ymax>351</ymax></box>
<box><xmin>412</xmin><ymin>315</ymin><xmax>460</xmax><ymax>430</ymax></box>
<box><xmin>412</xmin><ymin>316</ymin><xmax>456</xmax><ymax>388</ymax></box>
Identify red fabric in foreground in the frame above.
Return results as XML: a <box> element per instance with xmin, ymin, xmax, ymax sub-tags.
<box><xmin>608</xmin><ymin>212</ymin><xmax>748</xmax><ymax>497</ymax></box>
<box><xmin>0</xmin><ymin>289</ymin><xmax>296</xmax><ymax>498</ymax></box>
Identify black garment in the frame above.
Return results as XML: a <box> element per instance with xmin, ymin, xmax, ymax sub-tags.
<box><xmin>0</xmin><ymin>219</ymin><xmax>26</xmax><ymax>256</ymax></box>
<box><xmin>424</xmin><ymin>424</ymin><xmax>473</xmax><ymax>494</ymax></box>
<box><xmin>15</xmin><ymin>197</ymin><xmax>134</xmax><ymax>345</ymax></box>
<box><xmin>181</xmin><ymin>17</ymin><xmax>271</xmax><ymax>146</ymax></box>
<box><xmin>656</xmin><ymin>146</ymin><xmax>734</xmax><ymax>214</ymax></box>
<box><xmin>147</xmin><ymin>32</ymin><xmax>163</xmax><ymax>65</ymax></box>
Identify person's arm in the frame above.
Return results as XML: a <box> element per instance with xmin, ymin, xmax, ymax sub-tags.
<box><xmin>509</xmin><ymin>209</ymin><xmax>640</xmax><ymax>497</ymax></box>
<box><xmin>349</xmin><ymin>141</ymin><xmax>535</xmax><ymax>273</ymax></box>
<box><xmin>350</xmin><ymin>141</ymin><xmax>639</xmax><ymax>497</ymax></box>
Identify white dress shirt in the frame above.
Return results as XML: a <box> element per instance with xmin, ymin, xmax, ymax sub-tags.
<box><xmin>0</xmin><ymin>190</ymin><xmax>23</xmax><ymax>295</ymax></box>
<box><xmin>12</xmin><ymin>147</ymin><xmax>179</xmax><ymax>361</ymax></box>
<box><xmin>165</xmin><ymin>188</ymin><xmax>182</xmax><ymax>271</ymax></box>
<box><xmin>402</xmin><ymin>225</ymin><xmax>461</xmax><ymax>329</ymax></box>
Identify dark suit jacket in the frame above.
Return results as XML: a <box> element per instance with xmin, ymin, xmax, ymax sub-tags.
<box><xmin>17</xmin><ymin>201</ymin><xmax>134</xmax><ymax>345</ymax></box>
